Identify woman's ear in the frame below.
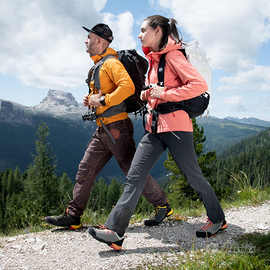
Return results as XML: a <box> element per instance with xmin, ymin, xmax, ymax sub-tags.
<box><xmin>155</xmin><ymin>25</ymin><xmax>161</xmax><ymax>35</ymax></box>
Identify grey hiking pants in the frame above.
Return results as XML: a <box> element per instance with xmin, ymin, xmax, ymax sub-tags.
<box><xmin>104</xmin><ymin>131</ymin><xmax>225</xmax><ymax>235</ymax></box>
<box><xmin>68</xmin><ymin>118</ymin><xmax>167</xmax><ymax>217</ymax></box>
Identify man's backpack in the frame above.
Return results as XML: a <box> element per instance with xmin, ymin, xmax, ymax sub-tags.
<box><xmin>156</xmin><ymin>40</ymin><xmax>211</xmax><ymax>119</ymax></box>
<box><xmin>83</xmin><ymin>50</ymin><xmax>148</xmax><ymax>144</ymax></box>
<box><xmin>89</xmin><ymin>49</ymin><xmax>148</xmax><ymax>114</ymax></box>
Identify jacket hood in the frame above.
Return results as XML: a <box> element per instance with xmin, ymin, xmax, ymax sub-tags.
<box><xmin>90</xmin><ymin>47</ymin><xmax>117</xmax><ymax>63</ymax></box>
<box><xmin>142</xmin><ymin>36</ymin><xmax>182</xmax><ymax>56</ymax></box>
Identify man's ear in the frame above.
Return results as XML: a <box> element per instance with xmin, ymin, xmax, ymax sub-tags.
<box><xmin>96</xmin><ymin>37</ymin><xmax>101</xmax><ymax>44</ymax></box>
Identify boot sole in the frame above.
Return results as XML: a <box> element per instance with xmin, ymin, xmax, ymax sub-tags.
<box><xmin>45</xmin><ymin>219</ymin><xmax>81</xmax><ymax>230</ymax></box>
<box><xmin>69</xmin><ymin>224</ymin><xmax>82</xmax><ymax>230</ymax></box>
<box><xmin>87</xmin><ymin>228</ymin><xmax>122</xmax><ymax>251</ymax></box>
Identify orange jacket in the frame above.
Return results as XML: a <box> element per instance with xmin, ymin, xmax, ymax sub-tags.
<box><xmin>89</xmin><ymin>48</ymin><xmax>135</xmax><ymax>126</ymax></box>
<box><xmin>143</xmin><ymin>37</ymin><xmax>208</xmax><ymax>133</ymax></box>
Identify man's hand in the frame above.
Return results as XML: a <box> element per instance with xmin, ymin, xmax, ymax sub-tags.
<box><xmin>83</xmin><ymin>94</ymin><xmax>90</xmax><ymax>106</ymax></box>
<box><xmin>83</xmin><ymin>90</ymin><xmax>103</xmax><ymax>107</ymax></box>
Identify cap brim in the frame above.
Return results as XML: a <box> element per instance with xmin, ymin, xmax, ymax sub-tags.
<box><xmin>82</xmin><ymin>26</ymin><xmax>90</xmax><ymax>32</ymax></box>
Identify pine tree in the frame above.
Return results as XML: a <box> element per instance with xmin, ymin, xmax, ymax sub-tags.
<box><xmin>87</xmin><ymin>182</ymin><xmax>99</xmax><ymax>211</ymax></box>
<box><xmin>58</xmin><ymin>172</ymin><xmax>73</xmax><ymax>210</ymax></box>
<box><xmin>0</xmin><ymin>203</ymin><xmax>2</xmax><ymax>230</ymax></box>
<box><xmin>13</xmin><ymin>167</ymin><xmax>23</xmax><ymax>193</ymax></box>
<box><xmin>0</xmin><ymin>169</ymin><xmax>10</xmax><ymax>229</ymax></box>
<box><xmin>0</xmin><ymin>171</ymin><xmax>5</xmax><ymax>229</ymax></box>
<box><xmin>6</xmin><ymin>167</ymin><xmax>22</xmax><ymax>195</ymax></box>
<box><xmin>1</xmin><ymin>169</ymin><xmax>10</xmax><ymax>210</ymax></box>
<box><xmin>135</xmin><ymin>195</ymin><xmax>154</xmax><ymax>214</ymax></box>
<box><xmin>4</xmin><ymin>167</ymin><xmax>25</xmax><ymax>229</ymax></box>
<box><xmin>87</xmin><ymin>177</ymin><xmax>108</xmax><ymax>212</ymax></box>
<box><xmin>106</xmin><ymin>178</ymin><xmax>120</xmax><ymax>211</ymax></box>
<box><xmin>24</xmin><ymin>121</ymin><xmax>59</xmax><ymax>215</ymax></box>
<box><xmin>97</xmin><ymin>178</ymin><xmax>108</xmax><ymax>212</ymax></box>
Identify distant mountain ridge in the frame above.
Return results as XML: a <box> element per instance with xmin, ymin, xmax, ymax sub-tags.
<box><xmin>195</xmin><ymin>116</ymin><xmax>269</xmax><ymax>154</ymax></box>
<box><xmin>1</xmin><ymin>90</ymin><xmax>269</xmax><ymax>183</ymax></box>
<box><xmin>1</xmin><ymin>90</ymin><xmax>86</xmax><ymax>121</ymax></box>
<box><xmin>1</xmin><ymin>90</ymin><xmax>270</xmax><ymax>127</ymax></box>
<box><xmin>224</xmin><ymin>116</ymin><xmax>270</xmax><ymax>128</ymax></box>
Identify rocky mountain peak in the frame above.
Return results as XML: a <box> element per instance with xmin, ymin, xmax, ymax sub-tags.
<box><xmin>39</xmin><ymin>90</ymin><xmax>79</xmax><ymax>108</ymax></box>
<box><xmin>0</xmin><ymin>100</ymin><xmax>14</xmax><ymax>113</ymax></box>
<box><xmin>32</xmin><ymin>90</ymin><xmax>85</xmax><ymax>119</ymax></box>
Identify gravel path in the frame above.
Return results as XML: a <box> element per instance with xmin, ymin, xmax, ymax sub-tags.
<box><xmin>1</xmin><ymin>201</ymin><xmax>270</xmax><ymax>270</ymax></box>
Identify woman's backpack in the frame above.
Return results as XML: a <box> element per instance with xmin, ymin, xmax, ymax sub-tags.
<box><xmin>149</xmin><ymin>41</ymin><xmax>212</xmax><ymax>134</ymax></box>
<box><xmin>156</xmin><ymin>41</ymin><xmax>211</xmax><ymax>119</ymax></box>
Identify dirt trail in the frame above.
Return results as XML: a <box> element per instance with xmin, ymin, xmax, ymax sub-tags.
<box><xmin>1</xmin><ymin>201</ymin><xmax>270</xmax><ymax>270</ymax></box>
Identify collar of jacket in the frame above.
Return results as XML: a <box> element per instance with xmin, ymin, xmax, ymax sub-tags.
<box><xmin>90</xmin><ymin>47</ymin><xmax>118</xmax><ymax>64</ymax></box>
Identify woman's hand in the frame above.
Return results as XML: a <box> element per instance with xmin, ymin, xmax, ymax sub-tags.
<box><xmin>140</xmin><ymin>90</ymin><xmax>146</xmax><ymax>101</ymax></box>
<box><xmin>150</xmin><ymin>85</ymin><xmax>166</xmax><ymax>98</ymax></box>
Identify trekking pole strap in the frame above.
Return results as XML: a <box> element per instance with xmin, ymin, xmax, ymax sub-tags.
<box><xmin>99</xmin><ymin>119</ymin><xmax>116</xmax><ymax>144</ymax></box>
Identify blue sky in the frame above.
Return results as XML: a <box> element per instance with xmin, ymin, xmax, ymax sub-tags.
<box><xmin>1</xmin><ymin>0</ymin><xmax>270</xmax><ymax>121</ymax></box>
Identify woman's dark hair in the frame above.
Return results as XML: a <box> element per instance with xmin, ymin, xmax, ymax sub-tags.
<box><xmin>144</xmin><ymin>15</ymin><xmax>183</xmax><ymax>50</ymax></box>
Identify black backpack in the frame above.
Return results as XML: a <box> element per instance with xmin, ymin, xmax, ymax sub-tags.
<box><xmin>149</xmin><ymin>50</ymin><xmax>210</xmax><ymax>134</ymax></box>
<box><xmin>88</xmin><ymin>49</ymin><xmax>148</xmax><ymax>114</ymax></box>
<box><xmin>157</xmin><ymin>49</ymin><xmax>210</xmax><ymax>119</ymax></box>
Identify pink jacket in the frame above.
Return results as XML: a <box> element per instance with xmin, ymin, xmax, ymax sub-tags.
<box><xmin>143</xmin><ymin>37</ymin><xmax>208</xmax><ymax>133</ymax></box>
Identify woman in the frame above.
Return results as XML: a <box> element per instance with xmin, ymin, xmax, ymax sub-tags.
<box><xmin>88</xmin><ymin>15</ymin><xmax>227</xmax><ymax>251</ymax></box>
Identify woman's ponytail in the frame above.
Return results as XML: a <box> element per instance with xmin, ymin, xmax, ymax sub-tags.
<box><xmin>169</xmin><ymin>18</ymin><xmax>182</xmax><ymax>44</ymax></box>
<box><xmin>144</xmin><ymin>15</ymin><xmax>183</xmax><ymax>51</ymax></box>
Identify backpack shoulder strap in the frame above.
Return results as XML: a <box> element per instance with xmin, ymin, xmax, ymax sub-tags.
<box><xmin>157</xmin><ymin>49</ymin><xmax>187</xmax><ymax>86</ymax></box>
<box><xmin>157</xmin><ymin>53</ymin><xmax>166</xmax><ymax>86</ymax></box>
<box><xmin>91</xmin><ymin>54</ymin><xmax>115</xmax><ymax>90</ymax></box>
<box><xmin>179</xmin><ymin>48</ymin><xmax>187</xmax><ymax>59</ymax></box>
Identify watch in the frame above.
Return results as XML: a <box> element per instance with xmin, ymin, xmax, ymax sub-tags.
<box><xmin>99</xmin><ymin>96</ymin><xmax>106</xmax><ymax>106</ymax></box>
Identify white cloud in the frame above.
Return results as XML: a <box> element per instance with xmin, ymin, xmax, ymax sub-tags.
<box><xmin>103</xmin><ymin>11</ymin><xmax>136</xmax><ymax>50</ymax></box>
<box><xmin>223</xmin><ymin>95</ymin><xmax>246</xmax><ymax>112</ymax></box>
<box><xmin>93</xmin><ymin>0</ymin><xmax>107</xmax><ymax>12</ymax></box>
<box><xmin>0</xmin><ymin>0</ymin><xmax>135</xmax><ymax>90</ymax></box>
<box><xmin>218</xmin><ymin>65</ymin><xmax>270</xmax><ymax>92</ymax></box>
<box><xmin>156</xmin><ymin>0</ymin><xmax>270</xmax><ymax>72</ymax></box>
<box><xmin>257</xmin><ymin>95</ymin><xmax>270</xmax><ymax>112</ymax></box>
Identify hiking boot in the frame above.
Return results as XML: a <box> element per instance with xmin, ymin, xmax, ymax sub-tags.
<box><xmin>196</xmin><ymin>219</ymin><xmax>228</xmax><ymax>238</ymax></box>
<box><xmin>144</xmin><ymin>202</ymin><xmax>173</xmax><ymax>226</ymax></box>
<box><xmin>45</xmin><ymin>210</ymin><xmax>81</xmax><ymax>230</ymax></box>
<box><xmin>87</xmin><ymin>226</ymin><xmax>124</xmax><ymax>251</ymax></box>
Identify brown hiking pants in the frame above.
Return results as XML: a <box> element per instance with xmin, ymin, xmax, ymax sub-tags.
<box><xmin>68</xmin><ymin>118</ymin><xmax>167</xmax><ymax>217</ymax></box>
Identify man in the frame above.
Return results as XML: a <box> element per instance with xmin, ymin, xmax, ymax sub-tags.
<box><xmin>45</xmin><ymin>23</ymin><xmax>172</xmax><ymax>229</ymax></box>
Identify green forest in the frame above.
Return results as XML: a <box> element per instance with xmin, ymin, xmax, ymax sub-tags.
<box><xmin>210</xmin><ymin>128</ymin><xmax>270</xmax><ymax>198</ymax></box>
<box><xmin>1</xmin><ymin>120</ymin><xmax>269</xmax><ymax>234</ymax></box>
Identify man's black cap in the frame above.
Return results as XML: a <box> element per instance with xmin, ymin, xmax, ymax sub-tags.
<box><xmin>82</xmin><ymin>23</ymin><xmax>114</xmax><ymax>43</ymax></box>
